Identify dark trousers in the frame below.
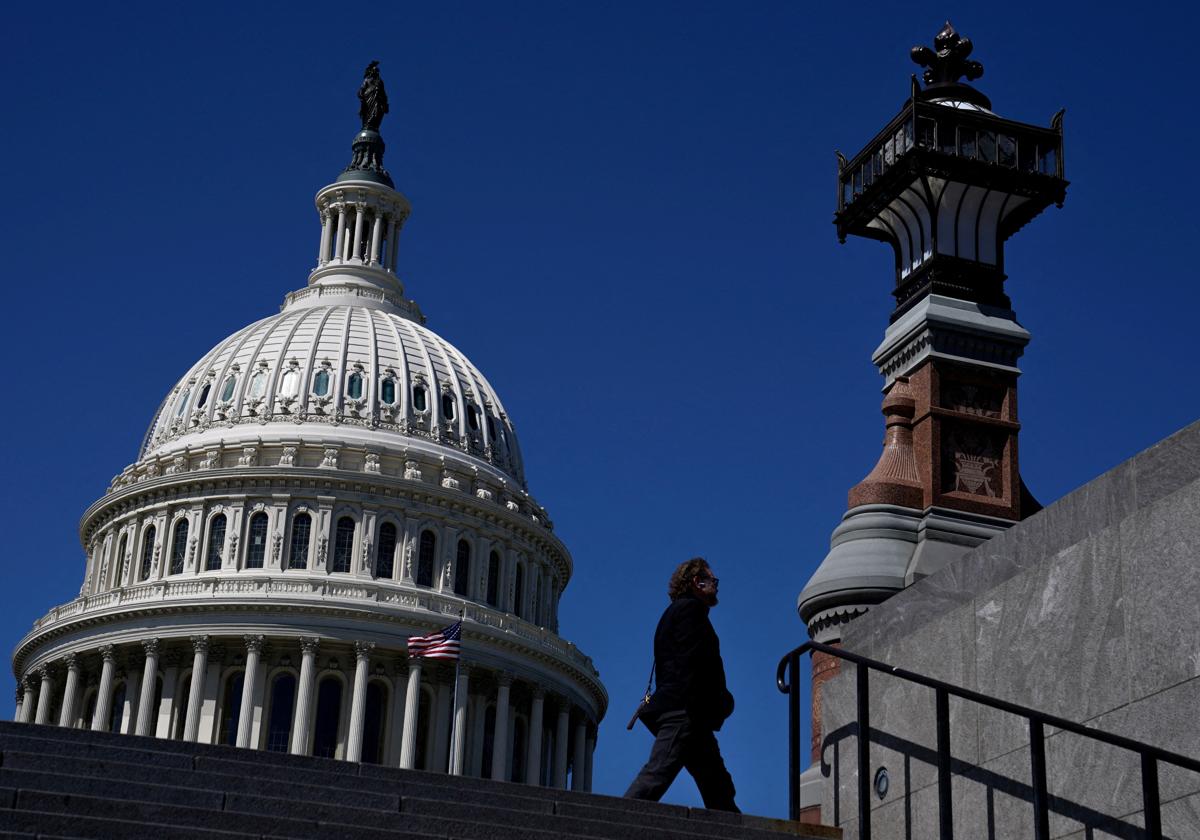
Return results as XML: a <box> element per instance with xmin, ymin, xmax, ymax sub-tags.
<box><xmin>624</xmin><ymin>710</ymin><xmax>739</xmax><ymax>812</ymax></box>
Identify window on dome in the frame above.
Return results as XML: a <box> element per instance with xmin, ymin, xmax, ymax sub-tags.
<box><xmin>332</xmin><ymin>516</ymin><xmax>354</xmax><ymax>574</ymax></box>
<box><xmin>169</xmin><ymin>519</ymin><xmax>188</xmax><ymax>575</ymax></box>
<box><xmin>513</xmin><ymin>563</ymin><xmax>524</xmax><ymax>618</ymax></box>
<box><xmin>220</xmin><ymin>374</ymin><xmax>237</xmax><ymax>402</ymax></box>
<box><xmin>530</xmin><ymin>573</ymin><xmax>541</xmax><ymax>625</ymax></box>
<box><xmin>381</xmin><ymin>377</ymin><xmax>396</xmax><ymax>405</ymax></box>
<box><xmin>248</xmin><ymin>370</ymin><xmax>267</xmax><ymax>399</ymax></box>
<box><xmin>467</xmin><ymin>405</ymin><xmax>480</xmax><ymax>431</ymax></box>
<box><xmin>486</xmin><ymin>415</ymin><xmax>496</xmax><ymax>439</ymax></box>
<box><xmin>114</xmin><ymin>534</ymin><xmax>128</xmax><ymax>588</ymax></box>
<box><xmin>205</xmin><ymin>514</ymin><xmax>226</xmax><ymax>571</ymax></box>
<box><xmin>441</xmin><ymin>393</ymin><xmax>456</xmax><ymax>421</ymax></box>
<box><xmin>454</xmin><ymin>539</ymin><xmax>470</xmax><ymax>596</ymax></box>
<box><xmin>139</xmin><ymin>526</ymin><xmax>156</xmax><ymax>581</ymax></box>
<box><xmin>412</xmin><ymin>386</ymin><xmax>428</xmax><ymax>412</ymax></box>
<box><xmin>196</xmin><ymin>382</ymin><xmax>211</xmax><ymax>410</ymax></box>
<box><xmin>417</xmin><ymin>530</ymin><xmax>436</xmax><ymax>587</ymax></box>
<box><xmin>246</xmin><ymin>513</ymin><xmax>268</xmax><ymax>569</ymax></box>
<box><xmin>313</xmin><ymin>369</ymin><xmax>330</xmax><ymax>397</ymax></box>
<box><xmin>288</xmin><ymin>513</ymin><xmax>311</xmax><ymax>569</ymax></box>
<box><xmin>376</xmin><ymin>522</ymin><xmax>397</xmax><ymax>579</ymax></box>
<box><xmin>347</xmin><ymin>372</ymin><xmax>364</xmax><ymax>400</ymax></box>
<box><xmin>486</xmin><ymin>551</ymin><xmax>500</xmax><ymax>607</ymax></box>
<box><xmin>279</xmin><ymin>368</ymin><xmax>300</xmax><ymax>398</ymax></box>
<box><xmin>175</xmin><ymin>390</ymin><xmax>191</xmax><ymax>418</ymax></box>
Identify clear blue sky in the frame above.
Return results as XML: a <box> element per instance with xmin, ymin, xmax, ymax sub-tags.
<box><xmin>3</xmin><ymin>0</ymin><xmax>1198</xmax><ymax>819</ymax></box>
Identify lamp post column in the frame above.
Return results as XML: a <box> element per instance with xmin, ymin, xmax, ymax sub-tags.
<box><xmin>134</xmin><ymin>639</ymin><xmax>160</xmax><ymax>736</ymax></box>
<box><xmin>58</xmin><ymin>655</ymin><xmax>81</xmax><ymax>728</ymax></box>
<box><xmin>290</xmin><ymin>637</ymin><xmax>320</xmax><ymax>755</ymax></box>
<box><xmin>91</xmin><ymin>646</ymin><xmax>117</xmax><ymax>731</ymax></box>
<box><xmin>236</xmin><ymin>635</ymin><xmax>264</xmax><ymax>748</ymax></box>
<box><xmin>346</xmin><ymin>641</ymin><xmax>374</xmax><ymax>762</ymax></box>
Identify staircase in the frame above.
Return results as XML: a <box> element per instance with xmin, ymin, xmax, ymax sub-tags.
<box><xmin>0</xmin><ymin>721</ymin><xmax>838</xmax><ymax>839</ymax></box>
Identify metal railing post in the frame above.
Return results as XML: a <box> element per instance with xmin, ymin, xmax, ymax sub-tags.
<box><xmin>857</xmin><ymin>662</ymin><xmax>871</xmax><ymax>840</ymax></box>
<box><xmin>1141</xmin><ymin>752</ymin><xmax>1162</xmax><ymax>840</ymax></box>
<box><xmin>788</xmin><ymin>651</ymin><xmax>801</xmax><ymax>821</ymax></box>
<box><xmin>935</xmin><ymin>687</ymin><xmax>953</xmax><ymax>840</ymax></box>
<box><xmin>1029</xmin><ymin>720</ymin><xmax>1050</xmax><ymax>840</ymax></box>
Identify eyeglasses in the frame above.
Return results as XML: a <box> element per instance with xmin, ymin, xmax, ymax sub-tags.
<box><xmin>695</xmin><ymin>574</ymin><xmax>719</xmax><ymax>586</ymax></box>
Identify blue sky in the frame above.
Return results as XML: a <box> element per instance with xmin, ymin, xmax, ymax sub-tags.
<box><xmin>3</xmin><ymin>0</ymin><xmax>1199</xmax><ymax>819</ymax></box>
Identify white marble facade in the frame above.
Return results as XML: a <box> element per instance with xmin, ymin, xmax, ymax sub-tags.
<box><xmin>11</xmin><ymin>102</ymin><xmax>605</xmax><ymax>790</ymax></box>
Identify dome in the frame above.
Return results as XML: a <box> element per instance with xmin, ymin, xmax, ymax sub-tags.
<box><xmin>13</xmin><ymin>65</ymin><xmax>604</xmax><ymax>788</ymax></box>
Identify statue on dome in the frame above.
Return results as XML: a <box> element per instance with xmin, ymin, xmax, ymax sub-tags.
<box><xmin>911</xmin><ymin>21</ymin><xmax>984</xmax><ymax>87</ymax></box>
<box><xmin>358</xmin><ymin>61</ymin><xmax>389</xmax><ymax>132</ymax></box>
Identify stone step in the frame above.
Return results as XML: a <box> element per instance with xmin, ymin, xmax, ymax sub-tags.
<box><xmin>0</xmin><ymin>722</ymin><xmax>839</xmax><ymax>840</ymax></box>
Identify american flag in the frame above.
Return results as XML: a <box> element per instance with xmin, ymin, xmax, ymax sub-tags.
<box><xmin>407</xmin><ymin>620</ymin><xmax>462</xmax><ymax>660</ymax></box>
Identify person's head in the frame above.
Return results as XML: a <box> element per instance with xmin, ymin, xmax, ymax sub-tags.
<box><xmin>667</xmin><ymin>557</ymin><xmax>719</xmax><ymax>606</ymax></box>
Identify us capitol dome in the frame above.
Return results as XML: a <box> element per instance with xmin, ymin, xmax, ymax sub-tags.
<box><xmin>11</xmin><ymin>63</ymin><xmax>606</xmax><ymax>789</ymax></box>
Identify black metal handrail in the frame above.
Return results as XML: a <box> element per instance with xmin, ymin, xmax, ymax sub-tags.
<box><xmin>777</xmin><ymin>640</ymin><xmax>1200</xmax><ymax>839</ymax></box>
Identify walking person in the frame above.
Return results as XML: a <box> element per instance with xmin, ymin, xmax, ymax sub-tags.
<box><xmin>625</xmin><ymin>557</ymin><xmax>738</xmax><ymax>812</ymax></box>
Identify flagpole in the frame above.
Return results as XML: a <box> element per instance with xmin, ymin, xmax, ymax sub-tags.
<box><xmin>447</xmin><ymin>606</ymin><xmax>466</xmax><ymax>774</ymax></box>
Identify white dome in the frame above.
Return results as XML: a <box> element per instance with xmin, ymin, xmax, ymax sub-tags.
<box><xmin>142</xmin><ymin>291</ymin><xmax>526</xmax><ymax>488</ymax></box>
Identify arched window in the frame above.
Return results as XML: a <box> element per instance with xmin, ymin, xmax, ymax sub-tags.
<box><xmin>204</xmin><ymin>515</ymin><xmax>226</xmax><ymax>572</ymax></box>
<box><xmin>362</xmin><ymin>681</ymin><xmax>387</xmax><ymax>765</ymax></box>
<box><xmin>196</xmin><ymin>381</ymin><xmax>211</xmax><ymax>409</ymax></box>
<box><xmin>454</xmin><ymin>540</ymin><xmax>470</xmax><ymax>597</ymax></box>
<box><xmin>139</xmin><ymin>526</ymin><xmax>156</xmax><ymax>581</ymax></box>
<box><xmin>247</xmin><ymin>370</ymin><xmax>267</xmax><ymax>399</ymax></box>
<box><xmin>415</xmin><ymin>688</ymin><xmax>432</xmax><ymax>771</ymax></box>
<box><xmin>467</xmin><ymin>405</ymin><xmax>481</xmax><ymax>431</ymax></box>
<box><xmin>416</xmin><ymin>530</ymin><xmax>436</xmax><ymax>587</ymax></box>
<box><xmin>481</xmin><ymin>703</ymin><xmax>496</xmax><ymax>778</ymax></box>
<box><xmin>288</xmin><ymin>512</ymin><xmax>311</xmax><ymax>569</ymax></box>
<box><xmin>486</xmin><ymin>414</ymin><xmax>497</xmax><ymax>440</ymax></box>
<box><xmin>511</xmin><ymin>717</ymin><xmax>527</xmax><ymax>782</ymax></box>
<box><xmin>313</xmin><ymin>368</ymin><xmax>330</xmax><ymax>397</ymax></box>
<box><xmin>265</xmin><ymin>673</ymin><xmax>296</xmax><ymax>752</ymax></box>
<box><xmin>220</xmin><ymin>373</ymin><xmax>237</xmax><ymax>402</ymax></box>
<box><xmin>246</xmin><ymin>513</ymin><xmax>268</xmax><ymax>569</ymax></box>
<box><xmin>347</xmin><ymin>371</ymin><xmax>364</xmax><ymax>400</ymax></box>
<box><xmin>218</xmin><ymin>671</ymin><xmax>244</xmax><ymax>746</ymax></box>
<box><xmin>169</xmin><ymin>518</ymin><xmax>189</xmax><ymax>575</ymax></box>
<box><xmin>376</xmin><ymin>522</ymin><xmax>397</xmax><ymax>579</ymax></box>
<box><xmin>513</xmin><ymin>563</ymin><xmax>525</xmax><ymax>618</ymax></box>
<box><xmin>332</xmin><ymin>517</ymin><xmax>355</xmax><ymax>574</ymax></box>
<box><xmin>380</xmin><ymin>377</ymin><xmax>396</xmax><ymax>405</ymax></box>
<box><xmin>174</xmin><ymin>389</ymin><xmax>191</xmax><ymax>418</ymax></box>
<box><xmin>412</xmin><ymin>385</ymin><xmax>427</xmax><ymax>412</ymax></box>
<box><xmin>486</xmin><ymin>551</ymin><xmax>500</xmax><ymax>607</ymax></box>
<box><xmin>108</xmin><ymin>681</ymin><xmax>126</xmax><ymax>733</ymax></box>
<box><xmin>530</xmin><ymin>573</ymin><xmax>541</xmax><ymax>625</ymax></box>
<box><xmin>312</xmin><ymin>677</ymin><xmax>344</xmax><ymax>758</ymax></box>
<box><xmin>279</xmin><ymin>367</ymin><xmax>300</xmax><ymax>398</ymax></box>
<box><xmin>441</xmin><ymin>392</ymin><xmax>456</xmax><ymax>421</ymax></box>
<box><xmin>114</xmin><ymin>534</ymin><xmax>128</xmax><ymax>588</ymax></box>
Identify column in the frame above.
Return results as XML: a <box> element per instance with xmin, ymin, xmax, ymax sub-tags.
<box><xmin>119</xmin><ymin>663</ymin><xmax>141</xmax><ymax>735</ymax></box>
<box><xmin>572</xmin><ymin>718</ymin><xmax>587</xmax><ymax>791</ymax></box>
<box><xmin>368</xmin><ymin>212</ymin><xmax>383</xmax><ymax>265</ymax></box>
<box><xmin>58</xmin><ymin>654</ymin><xmax>82</xmax><ymax>728</ymax></box>
<box><xmin>346</xmin><ymin>641</ymin><xmax>374</xmax><ymax>762</ymax></box>
<box><xmin>387</xmin><ymin>216</ymin><xmax>400</xmax><ymax>270</ymax></box>
<box><xmin>183</xmin><ymin>635</ymin><xmax>209</xmax><ymax>742</ymax></box>
<box><xmin>155</xmin><ymin>652</ymin><xmax>181</xmax><ymax>738</ymax></box>
<box><xmin>317</xmin><ymin>210</ymin><xmax>332</xmax><ymax>265</ymax></box>
<box><xmin>383</xmin><ymin>216</ymin><xmax>398</xmax><ymax>271</ymax></box>
<box><xmin>449</xmin><ymin>664</ymin><xmax>470</xmax><ymax>775</ymax></box>
<box><xmin>236</xmin><ymin>635</ymin><xmax>264</xmax><ymax>748</ymax></box>
<box><xmin>290</xmin><ymin>636</ymin><xmax>320</xmax><ymax>755</ymax></box>
<box><xmin>134</xmin><ymin>639</ymin><xmax>160</xmax><ymax>736</ymax></box>
<box><xmin>14</xmin><ymin>686</ymin><xmax>24</xmax><ymax>723</ymax></box>
<box><xmin>18</xmin><ymin>677</ymin><xmax>36</xmax><ymax>724</ymax></box>
<box><xmin>350</xmin><ymin>204</ymin><xmax>366</xmax><ymax>261</ymax></box>
<box><xmin>33</xmin><ymin>665</ymin><xmax>55</xmax><ymax>725</ymax></box>
<box><xmin>398</xmin><ymin>660</ymin><xmax>422</xmax><ymax>769</ymax></box>
<box><xmin>525</xmin><ymin>688</ymin><xmax>544</xmax><ymax>785</ymax></box>
<box><xmin>334</xmin><ymin>207</ymin><xmax>348</xmax><ymax>262</ymax></box>
<box><xmin>553</xmin><ymin>702</ymin><xmax>570</xmax><ymax>789</ymax></box>
<box><xmin>584</xmin><ymin>732</ymin><xmax>596</xmax><ymax>792</ymax></box>
<box><xmin>91</xmin><ymin>646</ymin><xmax>117</xmax><ymax>731</ymax></box>
<box><xmin>490</xmin><ymin>673</ymin><xmax>512</xmax><ymax>781</ymax></box>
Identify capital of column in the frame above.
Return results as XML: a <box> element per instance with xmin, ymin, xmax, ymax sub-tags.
<box><xmin>36</xmin><ymin>664</ymin><xmax>53</xmax><ymax>681</ymax></box>
<box><xmin>243</xmin><ymin>634</ymin><xmax>266</xmax><ymax>654</ymax></box>
<box><xmin>354</xmin><ymin>641</ymin><xmax>375</xmax><ymax>660</ymax></box>
<box><xmin>189</xmin><ymin>635</ymin><xmax>210</xmax><ymax>655</ymax></box>
<box><xmin>14</xmin><ymin>686</ymin><xmax>23</xmax><ymax>704</ymax></box>
<box><xmin>299</xmin><ymin>636</ymin><xmax>321</xmax><ymax>655</ymax></box>
<box><xmin>61</xmin><ymin>652</ymin><xmax>80</xmax><ymax>672</ymax></box>
<box><xmin>141</xmin><ymin>638</ymin><xmax>161</xmax><ymax>658</ymax></box>
<box><xmin>496</xmin><ymin>671</ymin><xmax>514</xmax><ymax>688</ymax></box>
<box><xmin>532</xmin><ymin>686</ymin><xmax>546</xmax><ymax>700</ymax></box>
<box><xmin>98</xmin><ymin>644</ymin><xmax>116</xmax><ymax>663</ymax></box>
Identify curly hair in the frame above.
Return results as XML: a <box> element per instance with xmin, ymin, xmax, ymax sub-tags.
<box><xmin>667</xmin><ymin>557</ymin><xmax>711</xmax><ymax>601</ymax></box>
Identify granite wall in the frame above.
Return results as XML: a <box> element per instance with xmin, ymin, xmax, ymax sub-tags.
<box><xmin>818</xmin><ymin>419</ymin><xmax>1200</xmax><ymax>839</ymax></box>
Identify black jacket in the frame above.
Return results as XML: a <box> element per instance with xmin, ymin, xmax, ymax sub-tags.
<box><xmin>642</xmin><ymin>594</ymin><xmax>734</xmax><ymax>731</ymax></box>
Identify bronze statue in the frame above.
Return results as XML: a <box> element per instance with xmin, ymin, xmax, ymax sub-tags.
<box><xmin>358</xmin><ymin>61</ymin><xmax>389</xmax><ymax>132</ymax></box>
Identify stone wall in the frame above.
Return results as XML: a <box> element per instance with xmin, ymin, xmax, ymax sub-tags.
<box><xmin>818</xmin><ymin>419</ymin><xmax>1200</xmax><ymax>839</ymax></box>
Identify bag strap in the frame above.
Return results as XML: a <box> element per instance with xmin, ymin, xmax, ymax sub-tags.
<box><xmin>642</xmin><ymin>658</ymin><xmax>656</xmax><ymax>700</ymax></box>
